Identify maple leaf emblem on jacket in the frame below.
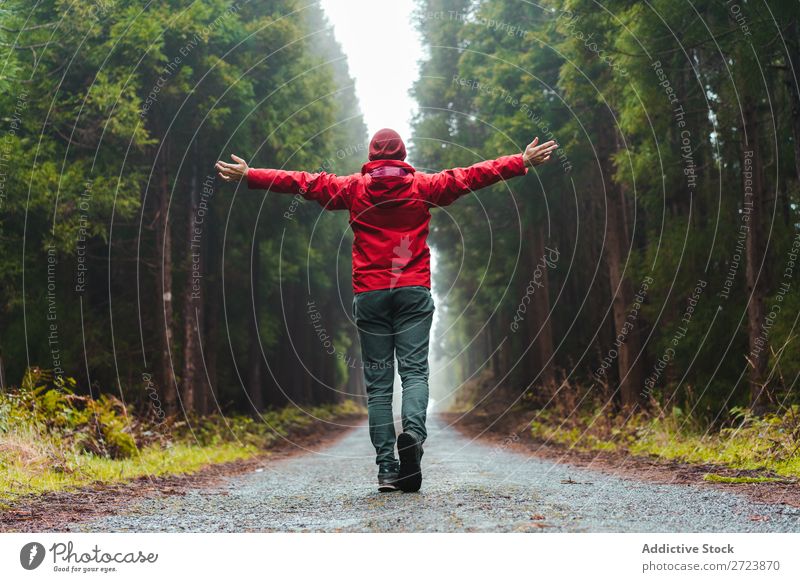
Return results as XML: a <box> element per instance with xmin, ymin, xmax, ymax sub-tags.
<box><xmin>390</xmin><ymin>235</ymin><xmax>413</xmax><ymax>288</ymax></box>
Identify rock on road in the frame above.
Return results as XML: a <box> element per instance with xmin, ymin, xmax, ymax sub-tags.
<box><xmin>77</xmin><ymin>416</ymin><xmax>800</xmax><ymax>532</ymax></box>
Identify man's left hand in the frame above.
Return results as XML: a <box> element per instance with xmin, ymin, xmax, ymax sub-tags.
<box><xmin>216</xmin><ymin>154</ymin><xmax>249</xmax><ymax>182</ymax></box>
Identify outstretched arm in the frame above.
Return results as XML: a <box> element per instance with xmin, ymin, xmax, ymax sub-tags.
<box><xmin>423</xmin><ymin>137</ymin><xmax>558</xmax><ymax>207</ymax></box>
<box><xmin>215</xmin><ymin>154</ymin><xmax>352</xmax><ymax>210</ymax></box>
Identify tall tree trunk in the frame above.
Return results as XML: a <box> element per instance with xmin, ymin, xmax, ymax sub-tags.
<box><xmin>180</xmin><ymin>144</ymin><xmax>201</xmax><ymax>413</ymax></box>
<box><xmin>303</xmin><ymin>294</ymin><xmax>315</xmax><ymax>404</ymax></box>
<box><xmin>246</xmin><ymin>234</ymin><xmax>264</xmax><ymax>412</ymax></box>
<box><xmin>273</xmin><ymin>318</ymin><xmax>293</xmax><ymax>406</ymax></box>
<box><xmin>503</xmin><ymin>323</ymin><xmax>514</xmax><ymax>379</ymax></box>
<box><xmin>156</xmin><ymin>145</ymin><xmax>177</xmax><ymax>413</ymax></box>
<box><xmin>0</xmin><ymin>305</ymin><xmax>7</xmax><ymax>391</ymax></box>
<box><xmin>743</xmin><ymin>100</ymin><xmax>769</xmax><ymax>408</ymax></box>
<box><xmin>325</xmin><ymin>296</ymin><xmax>343</xmax><ymax>403</ymax></box>
<box><xmin>521</xmin><ymin>245</ymin><xmax>540</xmax><ymax>385</ymax></box>
<box><xmin>530</xmin><ymin>224</ymin><xmax>556</xmax><ymax>388</ymax></box>
<box><xmin>488</xmin><ymin>317</ymin><xmax>500</xmax><ymax>375</ymax></box>
<box><xmin>203</xmin><ymin>207</ymin><xmax>221</xmax><ymax>415</ymax></box>
<box><xmin>600</xmin><ymin>129</ymin><xmax>646</xmax><ymax>409</ymax></box>
<box><xmin>785</xmin><ymin>18</ymin><xmax>800</xmax><ymax>185</ymax></box>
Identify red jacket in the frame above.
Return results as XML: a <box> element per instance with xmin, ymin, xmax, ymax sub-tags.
<box><xmin>247</xmin><ymin>154</ymin><xmax>528</xmax><ymax>293</ymax></box>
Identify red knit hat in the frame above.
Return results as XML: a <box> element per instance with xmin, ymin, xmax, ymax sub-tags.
<box><xmin>368</xmin><ymin>128</ymin><xmax>406</xmax><ymax>161</ymax></box>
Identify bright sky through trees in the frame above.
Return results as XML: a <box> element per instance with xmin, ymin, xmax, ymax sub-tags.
<box><xmin>319</xmin><ymin>0</ymin><xmax>424</xmax><ymax>141</ymax></box>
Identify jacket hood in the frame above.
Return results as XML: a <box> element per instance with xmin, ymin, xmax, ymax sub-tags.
<box><xmin>368</xmin><ymin>128</ymin><xmax>407</xmax><ymax>161</ymax></box>
<box><xmin>360</xmin><ymin>159</ymin><xmax>415</xmax><ymax>202</ymax></box>
<box><xmin>360</xmin><ymin>159</ymin><xmax>415</xmax><ymax>175</ymax></box>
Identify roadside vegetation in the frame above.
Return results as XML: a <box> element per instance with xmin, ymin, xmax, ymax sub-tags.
<box><xmin>415</xmin><ymin>0</ymin><xmax>800</xmax><ymax>447</ymax></box>
<box><xmin>527</xmin><ymin>403</ymin><xmax>800</xmax><ymax>481</ymax></box>
<box><xmin>453</xmin><ymin>372</ymin><xmax>800</xmax><ymax>482</ymax></box>
<box><xmin>0</xmin><ymin>369</ymin><xmax>364</xmax><ymax>506</ymax></box>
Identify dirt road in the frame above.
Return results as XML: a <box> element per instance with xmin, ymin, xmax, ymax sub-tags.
<box><xmin>74</xmin><ymin>416</ymin><xmax>800</xmax><ymax>532</ymax></box>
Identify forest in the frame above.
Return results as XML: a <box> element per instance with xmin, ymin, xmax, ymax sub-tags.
<box><xmin>413</xmin><ymin>0</ymin><xmax>800</xmax><ymax>426</ymax></box>
<box><xmin>0</xmin><ymin>0</ymin><xmax>367</xmax><ymax>418</ymax></box>
<box><xmin>1</xmin><ymin>0</ymin><xmax>799</xmax><ymax>438</ymax></box>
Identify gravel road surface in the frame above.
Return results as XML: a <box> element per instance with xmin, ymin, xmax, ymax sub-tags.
<box><xmin>77</xmin><ymin>416</ymin><xmax>800</xmax><ymax>532</ymax></box>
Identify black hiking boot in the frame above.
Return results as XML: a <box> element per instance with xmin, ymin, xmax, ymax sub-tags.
<box><xmin>378</xmin><ymin>463</ymin><xmax>400</xmax><ymax>492</ymax></box>
<box><xmin>397</xmin><ymin>432</ymin><xmax>423</xmax><ymax>492</ymax></box>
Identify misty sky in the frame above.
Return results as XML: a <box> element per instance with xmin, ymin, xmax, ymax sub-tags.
<box><xmin>319</xmin><ymin>0</ymin><xmax>424</xmax><ymax>142</ymax></box>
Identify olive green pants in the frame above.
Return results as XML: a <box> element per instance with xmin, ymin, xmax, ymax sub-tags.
<box><xmin>353</xmin><ymin>285</ymin><xmax>435</xmax><ymax>468</ymax></box>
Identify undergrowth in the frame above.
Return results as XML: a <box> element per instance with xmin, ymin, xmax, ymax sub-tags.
<box><xmin>0</xmin><ymin>369</ymin><xmax>364</xmax><ymax>504</ymax></box>
<box><xmin>454</xmin><ymin>370</ymin><xmax>800</xmax><ymax>480</ymax></box>
<box><xmin>527</xmin><ymin>404</ymin><xmax>800</xmax><ymax>479</ymax></box>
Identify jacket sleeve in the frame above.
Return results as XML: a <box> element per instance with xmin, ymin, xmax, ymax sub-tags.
<box><xmin>419</xmin><ymin>153</ymin><xmax>528</xmax><ymax>207</ymax></box>
<box><xmin>246</xmin><ymin>168</ymin><xmax>353</xmax><ymax>211</ymax></box>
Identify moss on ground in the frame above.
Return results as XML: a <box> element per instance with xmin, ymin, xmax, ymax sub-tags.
<box><xmin>528</xmin><ymin>405</ymin><xmax>800</xmax><ymax>481</ymax></box>
<box><xmin>0</xmin><ymin>373</ymin><xmax>364</xmax><ymax>504</ymax></box>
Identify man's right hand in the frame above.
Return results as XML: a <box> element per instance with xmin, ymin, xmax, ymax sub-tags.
<box><xmin>522</xmin><ymin>137</ymin><xmax>559</xmax><ymax>167</ymax></box>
